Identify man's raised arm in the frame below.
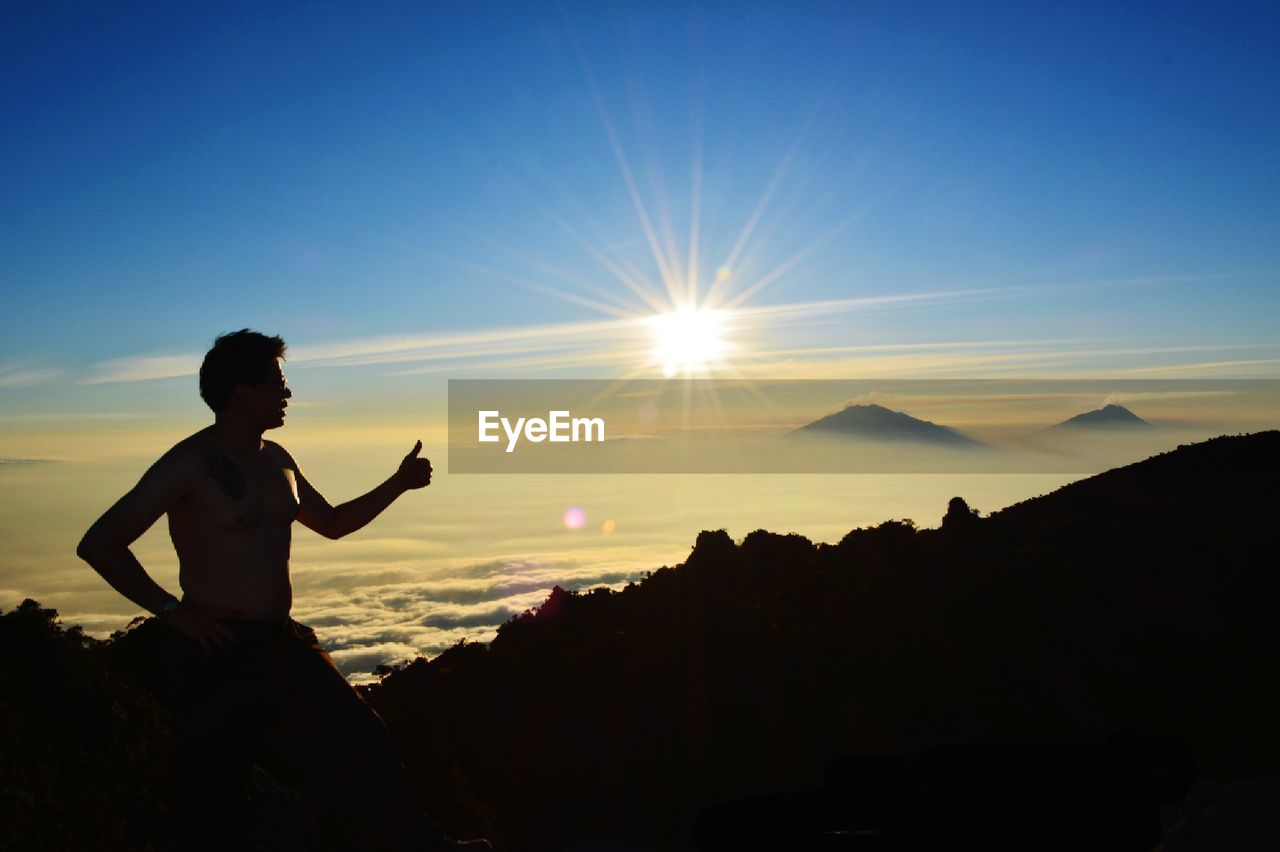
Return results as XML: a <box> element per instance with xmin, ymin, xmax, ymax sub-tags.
<box><xmin>290</xmin><ymin>440</ymin><xmax>432</xmax><ymax>540</ymax></box>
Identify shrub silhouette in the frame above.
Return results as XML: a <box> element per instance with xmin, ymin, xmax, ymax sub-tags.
<box><xmin>0</xmin><ymin>601</ymin><xmax>171</xmax><ymax>851</ymax></box>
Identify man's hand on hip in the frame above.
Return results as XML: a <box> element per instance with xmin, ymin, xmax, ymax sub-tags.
<box><xmin>165</xmin><ymin>603</ymin><xmax>240</xmax><ymax>657</ymax></box>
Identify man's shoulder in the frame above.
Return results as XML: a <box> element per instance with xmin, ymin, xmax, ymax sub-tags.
<box><xmin>133</xmin><ymin>433</ymin><xmax>209</xmax><ymax>490</ymax></box>
<box><xmin>158</xmin><ymin>433</ymin><xmax>212</xmax><ymax>470</ymax></box>
<box><xmin>262</xmin><ymin>439</ymin><xmax>298</xmax><ymax>469</ymax></box>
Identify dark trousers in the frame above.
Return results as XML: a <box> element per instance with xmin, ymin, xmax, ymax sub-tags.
<box><xmin>165</xmin><ymin>618</ymin><xmax>445</xmax><ymax>851</ymax></box>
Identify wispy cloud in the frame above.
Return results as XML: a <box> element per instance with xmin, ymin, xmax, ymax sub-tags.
<box><xmin>76</xmin><ymin>281</ymin><xmax>1280</xmax><ymax>386</ymax></box>
<box><xmin>1039</xmin><ymin>269</ymin><xmax>1277</xmax><ymax>296</ymax></box>
<box><xmin>82</xmin><ymin>353</ymin><xmax>201</xmax><ymax>384</ymax></box>
<box><xmin>732</xmin><ymin>340</ymin><xmax>1280</xmax><ymax>379</ymax></box>
<box><xmin>732</xmin><ymin>290</ymin><xmax>1005</xmax><ymax>325</ymax></box>
<box><xmin>80</xmin><ymin>287</ymin><xmax>1004</xmax><ymax>383</ymax></box>
<box><xmin>0</xmin><ymin>365</ymin><xmax>63</xmax><ymax>388</ymax></box>
<box><xmin>1104</xmin><ymin>358</ymin><xmax>1280</xmax><ymax>377</ymax></box>
<box><xmin>0</xmin><ymin>412</ymin><xmax>137</xmax><ymax>422</ymax></box>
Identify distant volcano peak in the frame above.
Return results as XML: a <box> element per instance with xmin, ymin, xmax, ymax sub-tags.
<box><xmin>1053</xmin><ymin>403</ymin><xmax>1153</xmax><ymax>430</ymax></box>
<box><xmin>792</xmin><ymin>403</ymin><xmax>983</xmax><ymax>448</ymax></box>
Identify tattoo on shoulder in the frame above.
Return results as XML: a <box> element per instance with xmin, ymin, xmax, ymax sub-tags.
<box><xmin>206</xmin><ymin>452</ymin><xmax>245</xmax><ymax>500</ymax></box>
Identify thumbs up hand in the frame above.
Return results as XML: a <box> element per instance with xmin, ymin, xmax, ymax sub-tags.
<box><xmin>394</xmin><ymin>440</ymin><xmax>433</xmax><ymax>491</ymax></box>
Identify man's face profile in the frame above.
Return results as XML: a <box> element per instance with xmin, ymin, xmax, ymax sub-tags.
<box><xmin>235</xmin><ymin>358</ymin><xmax>291</xmax><ymax>430</ymax></box>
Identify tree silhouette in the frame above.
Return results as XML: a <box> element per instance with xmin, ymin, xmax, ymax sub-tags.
<box><xmin>941</xmin><ymin>496</ymin><xmax>979</xmax><ymax>530</ymax></box>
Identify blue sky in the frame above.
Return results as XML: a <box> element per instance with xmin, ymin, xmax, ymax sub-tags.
<box><xmin>3</xmin><ymin>0</ymin><xmax>1279</xmax><ymax>387</ymax></box>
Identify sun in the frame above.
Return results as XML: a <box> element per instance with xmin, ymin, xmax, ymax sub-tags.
<box><xmin>647</xmin><ymin>307</ymin><xmax>730</xmax><ymax>377</ymax></box>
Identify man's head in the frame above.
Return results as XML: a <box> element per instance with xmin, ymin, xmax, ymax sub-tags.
<box><xmin>199</xmin><ymin>330</ymin><xmax>290</xmax><ymax>427</ymax></box>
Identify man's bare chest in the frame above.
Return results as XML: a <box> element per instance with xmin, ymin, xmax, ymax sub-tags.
<box><xmin>179</xmin><ymin>449</ymin><xmax>300</xmax><ymax>532</ymax></box>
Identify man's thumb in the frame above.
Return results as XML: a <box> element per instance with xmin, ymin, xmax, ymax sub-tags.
<box><xmin>406</xmin><ymin>440</ymin><xmax>422</xmax><ymax>459</ymax></box>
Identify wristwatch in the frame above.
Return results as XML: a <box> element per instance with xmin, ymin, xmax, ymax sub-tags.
<box><xmin>157</xmin><ymin>594</ymin><xmax>180</xmax><ymax>618</ymax></box>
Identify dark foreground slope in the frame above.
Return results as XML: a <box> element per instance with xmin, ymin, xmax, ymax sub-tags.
<box><xmin>2</xmin><ymin>432</ymin><xmax>1278</xmax><ymax>850</ymax></box>
<box><xmin>0</xmin><ymin>601</ymin><xmax>174</xmax><ymax>851</ymax></box>
<box><xmin>365</xmin><ymin>431</ymin><xmax>1280</xmax><ymax>849</ymax></box>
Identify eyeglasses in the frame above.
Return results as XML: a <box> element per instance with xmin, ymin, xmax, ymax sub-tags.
<box><xmin>255</xmin><ymin>377</ymin><xmax>290</xmax><ymax>394</ymax></box>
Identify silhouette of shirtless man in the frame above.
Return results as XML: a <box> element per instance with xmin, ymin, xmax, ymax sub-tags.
<box><xmin>78</xmin><ymin>329</ymin><xmax>489</xmax><ymax>851</ymax></box>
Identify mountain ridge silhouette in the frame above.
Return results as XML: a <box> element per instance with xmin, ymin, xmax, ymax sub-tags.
<box><xmin>364</xmin><ymin>430</ymin><xmax>1279</xmax><ymax>849</ymax></box>
<box><xmin>3</xmin><ymin>431</ymin><xmax>1278</xmax><ymax>850</ymax></box>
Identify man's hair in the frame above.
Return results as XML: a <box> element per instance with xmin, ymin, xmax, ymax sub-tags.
<box><xmin>199</xmin><ymin>329</ymin><xmax>287</xmax><ymax>412</ymax></box>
